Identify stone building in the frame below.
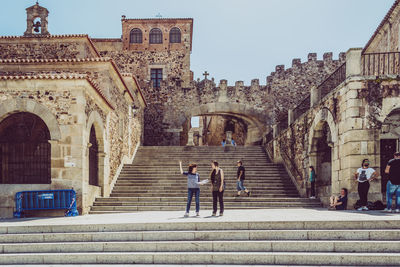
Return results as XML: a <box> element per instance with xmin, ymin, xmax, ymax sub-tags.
<box><xmin>265</xmin><ymin>0</ymin><xmax>400</xmax><ymax>207</ymax></box>
<box><xmin>0</xmin><ymin>3</ymin><xmax>146</xmax><ymax>217</ymax></box>
<box><xmin>0</xmin><ymin>1</ymin><xmax>398</xmax><ymax>217</ymax></box>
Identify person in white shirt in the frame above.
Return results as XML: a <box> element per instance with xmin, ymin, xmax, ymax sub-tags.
<box><xmin>354</xmin><ymin>159</ymin><xmax>377</xmax><ymax>211</ymax></box>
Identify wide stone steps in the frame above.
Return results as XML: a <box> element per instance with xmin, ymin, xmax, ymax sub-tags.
<box><xmin>110</xmin><ymin>193</ymin><xmax>300</xmax><ymax>199</ymax></box>
<box><xmin>0</xmin><ymin>219</ymin><xmax>400</xmax><ymax>265</ymax></box>
<box><xmin>90</xmin><ymin>146</ymin><xmax>319</xmax><ymax>214</ymax></box>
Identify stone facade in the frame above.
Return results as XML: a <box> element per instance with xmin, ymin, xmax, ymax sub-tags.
<box><xmin>0</xmin><ymin>5</ymin><xmax>146</xmax><ymax>217</ymax></box>
<box><xmin>92</xmin><ymin>17</ymin><xmax>345</xmax><ymax>146</ymax></box>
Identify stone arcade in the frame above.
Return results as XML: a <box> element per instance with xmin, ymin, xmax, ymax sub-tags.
<box><xmin>0</xmin><ymin>1</ymin><xmax>400</xmax><ymax>217</ymax></box>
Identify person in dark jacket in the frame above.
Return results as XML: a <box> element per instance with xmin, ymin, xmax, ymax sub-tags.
<box><xmin>210</xmin><ymin>161</ymin><xmax>224</xmax><ymax>216</ymax></box>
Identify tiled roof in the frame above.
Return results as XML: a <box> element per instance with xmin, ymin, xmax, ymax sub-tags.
<box><xmin>0</xmin><ymin>56</ymin><xmax>139</xmax><ymax>103</ymax></box>
<box><xmin>0</xmin><ymin>57</ymin><xmax>111</xmax><ymax>63</ymax></box>
<box><xmin>0</xmin><ymin>34</ymin><xmax>88</xmax><ymax>39</ymax></box>
<box><xmin>123</xmin><ymin>18</ymin><xmax>193</xmax><ymax>21</ymax></box>
<box><xmin>0</xmin><ymin>74</ymin><xmax>114</xmax><ymax>110</ymax></box>
<box><xmin>363</xmin><ymin>0</ymin><xmax>400</xmax><ymax>53</ymax></box>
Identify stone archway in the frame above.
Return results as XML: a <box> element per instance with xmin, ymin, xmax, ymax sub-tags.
<box><xmin>86</xmin><ymin>111</ymin><xmax>106</xmax><ymax>194</ymax></box>
<box><xmin>308</xmin><ymin>108</ymin><xmax>338</xmax><ymax>202</ymax></box>
<box><xmin>0</xmin><ymin>98</ymin><xmax>61</xmax><ymax>140</ymax></box>
<box><xmin>181</xmin><ymin>102</ymin><xmax>270</xmax><ymax>146</ymax></box>
<box><xmin>0</xmin><ymin>112</ymin><xmax>51</xmax><ymax>184</ymax></box>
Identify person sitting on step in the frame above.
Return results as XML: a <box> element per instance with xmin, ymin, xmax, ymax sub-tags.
<box><xmin>329</xmin><ymin>188</ymin><xmax>348</xmax><ymax>210</ymax></box>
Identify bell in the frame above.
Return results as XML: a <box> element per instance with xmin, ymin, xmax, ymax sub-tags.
<box><xmin>33</xmin><ymin>21</ymin><xmax>41</xmax><ymax>33</ymax></box>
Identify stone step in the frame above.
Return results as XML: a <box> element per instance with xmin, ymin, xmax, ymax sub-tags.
<box><xmin>90</xmin><ymin>204</ymin><xmax>321</xmax><ymax>210</ymax></box>
<box><xmin>1</xmin><ymin>240</ymin><xmax>399</xmax><ymax>253</ymax></box>
<box><xmin>3</xmin><ymin>228</ymin><xmax>400</xmax><ymax>243</ymax></box>
<box><xmin>3</xmin><ymin>252</ymin><xmax>399</xmax><ymax>265</ymax></box>
<box><xmin>110</xmin><ymin>193</ymin><xmax>299</xmax><ymax>197</ymax></box>
<box><xmin>94</xmin><ymin>197</ymin><xmax>315</xmax><ymax>202</ymax></box>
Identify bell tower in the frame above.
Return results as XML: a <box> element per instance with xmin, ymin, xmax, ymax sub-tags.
<box><xmin>24</xmin><ymin>1</ymin><xmax>50</xmax><ymax>36</ymax></box>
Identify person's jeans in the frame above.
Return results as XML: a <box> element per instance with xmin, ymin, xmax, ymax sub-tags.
<box><xmin>310</xmin><ymin>181</ymin><xmax>316</xmax><ymax>197</ymax></box>
<box><xmin>212</xmin><ymin>190</ymin><xmax>224</xmax><ymax>214</ymax></box>
<box><xmin>237</xmin><ymin>180</ymin><xmax>246</xmax><ymax>191</ymax></box>
<box><xmin>386</xmin><ymin>181</ymin><xmax>400</xmax><ymax>210</ymax></box>
<box><xmin>358</xmin><ymin>181</ymin><xmax>370</xmax><ymax>207</ymax></box>
<box><xmin>186</xmin><ymin>188</ymin><xmax>200</xmax><ymax>213</ymax></box>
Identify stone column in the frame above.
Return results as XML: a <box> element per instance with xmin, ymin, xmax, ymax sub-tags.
<box><xmin>288</xmin><ymin>109</ymin><xmax>294</xmax><ymax>125</ymax></box>
<box><xmin>218</xmin><ymin>80</ymin><xmax>228</xmax><ymax>102</ymax></box>
<box><xmin>186</xmin><ymin>129</ymin><xmax>195</xmax><ymax>146</ymax></box>
<box><xmin>310</xmin><ymin>86</ymin><xmax>320</xmax><ymax>107</ymax></box>
<box><xmin>345</xmin><ymin>48</ymin><xmax>362</xmax><ymax>78</ymax></box>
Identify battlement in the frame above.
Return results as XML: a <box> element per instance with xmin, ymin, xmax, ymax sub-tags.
<box><xmin>266</xmin><ymin>52</ymin><xmax>346</xmax><ymax>85</ymax></box>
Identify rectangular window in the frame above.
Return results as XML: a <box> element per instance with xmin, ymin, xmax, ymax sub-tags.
<box><xmin>151</xmin><ymin>68</ymin><xmax>163</xmax><ymax>88</ymax></box>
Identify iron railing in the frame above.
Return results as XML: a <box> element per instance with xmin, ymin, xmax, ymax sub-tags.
<box><xmin>362</xmin><ymin>52</ymin><xmax>400</xmax><ymax>76</ymax></box>
<box><xmin>319</xmin><ymin>62</ymin><xmax>346</xmax><ymax>99</ymax></box>
<box><xmin>293</xmin><ymin>95</ymin><xmax>310</xmax><ymax>122</ymax></box>
<box><xmin>264</xmin><ymin>131</ymin><xmax>273</xmax><ymax>143</ymax></box>
<box><xmin>0</xmin><ymin>142</ymin><xmax>51</xmax><ymax>184</ymax></box>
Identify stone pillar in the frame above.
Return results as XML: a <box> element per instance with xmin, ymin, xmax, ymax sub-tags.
<box><xmin>288</xmin><ymin>109</ymin><xmax>294</xmax><ymax>125</ymax></box>
<box><xmin>345</xmin><ymin>48</ymin><xmax>362</xmax><ymax>78</ymax></box>
<box><xmin>218</xmin><ymin>79</ymin><xmax>228</xmax><ymax>102</ymax></box>
<box><xmin>310</xmin><ymin>86</ymin><xmax>320</xmax><ymax>107</ymax></box>
<box><xmin>186</xmin><ymin>129</ymin><xmax>195</xmax><ymax>146</ymax></box>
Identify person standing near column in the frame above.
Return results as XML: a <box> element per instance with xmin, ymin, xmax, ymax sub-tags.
<box><xmin>235</xmin><ymin>160</ymin><xmax>250</xmax><ymax>197</ymax></box>
<box><xmin>210</xmin><ymin>161</ymin><xmax>224</xmax><ymax>216</ymax></box>
<box><xmin>309</xmin><ymin>166</ymin><xmax>316</xmax><ymax>199</ymax></box>
<box><xmin>384</xmin><ymin>152</ymin><xmax>400</xmax><ymax>213</ymax></box>
<box><xmin>354</xmin><ymin>159</ymin><xmax>377</xmax><ymax>211</ymax></box>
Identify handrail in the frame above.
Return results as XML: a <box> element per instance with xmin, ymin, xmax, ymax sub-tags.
<box><xmin>362</xmin><ymin>52</ymin><xmax>400</xmax><ymax>76</ymax></box>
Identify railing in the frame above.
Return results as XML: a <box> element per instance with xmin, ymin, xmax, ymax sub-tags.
<box><xmin>0</xmin><ymin>142</ymin><xmax>51</xmax><ymax>184</ymax></box>
<box><xmin>264</xmin><ymin>131</ymin><xmax>273</xmax><ymax>143</ymax></box>
<box><xmin>280</xmin><ymin>146</ymin><xmax>303</xmax><ymax>182</ymax></box>
<box><xmin>277</xmin><ymin>116</ymin><xmax>288</xmax><ymax>132</ymax></box>
<box><xmin>319</xmin><ymin>62</ymin><xmax>346</xmax><ymax>99</ymax></box>
<box><xmin>362</xmin><ymin>52</ymin><xmax>400</xmax><ymax>76</ymax></box>
<box><xmin>293</xmin><ymin>95</ymin><xmax>310</xmax><ymax>122</ymax></box>
<box><xmin>289</xmin><ymin>62</ymin><xmax>346</xmax><ymax>125</ymax></box>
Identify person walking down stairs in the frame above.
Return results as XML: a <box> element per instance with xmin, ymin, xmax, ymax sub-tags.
<box><xmin>180</xmin><ymin>161</ymin><xmax>201</xmax><ymax>217</ymax></box>
<box><xmin>235</xmin><ymin>160</ymin><xmax>251</xmax><ymax>197</ymax></box>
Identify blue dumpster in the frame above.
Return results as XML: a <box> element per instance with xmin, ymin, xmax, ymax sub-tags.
<box><xmin>13</xmin><ymin>189</ymin><xmax>79</xmax><ymax>218</ymax></box>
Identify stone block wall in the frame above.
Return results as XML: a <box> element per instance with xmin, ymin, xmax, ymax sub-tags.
<box><xmin>264</xmin><ymin>49</ymin><xmax>400</xmax><ymax>208</ymax></box>
<box><xmin>0</xmin><ymin>35</ymin><xmax>99</xmax><ymax>59</ymax></box>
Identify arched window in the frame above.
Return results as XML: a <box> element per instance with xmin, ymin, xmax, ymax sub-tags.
<box><xmin>0</xmin><ymin>112</ymin><xmax>50</xmax><ymax>184</ymax></box>
<box><xmin>149</xmin><ymin>28</ymin><xmax>163</xmax><ymax>44</ymax></box>
<box><xmin>89</xmin><ymin>125</ymin><xmax>99</xmax><ymax>186</ymax></box>
<box><xmin>130</xmin><ymin>28</ymin><xmax>142</xmax><ymax>44</ymax></box>
<box><xmin>169</xmin><ymin>27</ymin><xmax>181</xmax><ymax>43</ymax></box>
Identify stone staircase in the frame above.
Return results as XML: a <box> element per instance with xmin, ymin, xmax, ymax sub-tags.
<box><xmin>0</xmin><ymin>217</ymin><xmax>400</xmax><ymax>265</ymax></box>
<box><xmin>90</xmin><ymin>146</ymin><xmax>320</xmax><ymax>214</ymax></box>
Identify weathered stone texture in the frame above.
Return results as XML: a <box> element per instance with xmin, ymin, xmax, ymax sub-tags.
<box><xmin>0</xmin><ymin>37</ymin><xmax>98</xmax><ymax>59</ymax></box>
<box><xmin>267</xmin><ymin>53</ymin><xmax>345</xmax><ymax>120</ymax></box>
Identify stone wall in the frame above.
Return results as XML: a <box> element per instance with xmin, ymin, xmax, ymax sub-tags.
<box><xmin>364</xmin><ymin>1</ymin><xmax>400</xmax><ymax>53</ymax></box>
<box><xmin>0</xmin><ymin>36</ymin><xmax>99</xmax><ymax>59</ymax></box>
<box><xmin>264</xmin><ymin>49</ymin><xmax>400</xmax><ymax>208</ymax></box>
<box><xmin>267</xmin><ymin>53</ymin><xmax>345</xmax><ymax>120</ymax></box>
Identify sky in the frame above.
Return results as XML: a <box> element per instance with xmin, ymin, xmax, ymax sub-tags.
<box><xmin>0</xmin><ymin>0</ymin><xmax>394</xmax><ymax>85</ymax></box>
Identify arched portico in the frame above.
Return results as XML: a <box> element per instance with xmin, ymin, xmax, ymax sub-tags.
<box><xmin>307</xmin><ymin>108</ymin><xmax>338</xmax><ymax>201</ymax></box>
<box><xmin>0</xmin><ymin>98</ymin><xmax>61</xmax><ymax>140</ymax></box>
<box><xmin>180</xmin><ymin>102</ymin><xmax>271</xmax><ymax>146</ymax></box>
<box><xmin>86</xmin><ymin>111</ymin><xmax>106</xmax><ymax>195</ymax></box>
